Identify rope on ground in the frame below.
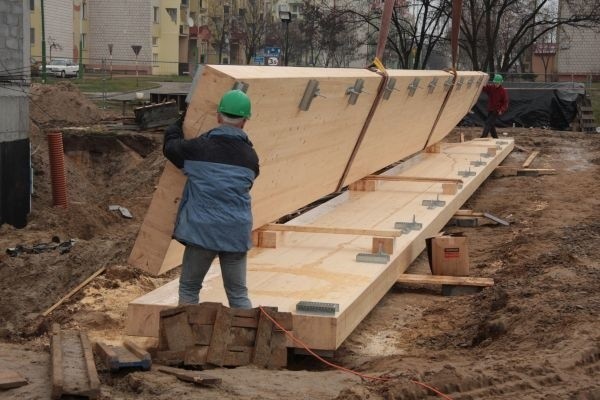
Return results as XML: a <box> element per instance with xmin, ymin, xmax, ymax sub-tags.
<box><xmin>258</xmin><ymin>306</ymin><xmax>454</xmax><ymax>400</ymax></box>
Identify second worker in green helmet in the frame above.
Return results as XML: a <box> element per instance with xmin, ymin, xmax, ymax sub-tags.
<box><xmin>481</xmin><ymin>74</ymin><xmax>509</xmax><ymax>138</ymax></box>
<box><xmin>163</xmin><ymin>89</ymin><xmax>260</xmax><ymax>308</ymax></box>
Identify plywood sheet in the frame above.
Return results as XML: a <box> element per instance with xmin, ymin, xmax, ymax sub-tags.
<box><xmin>126</xmin><ymin>139</ymin><xmax>514</xmax><ymax>350</ymax></box>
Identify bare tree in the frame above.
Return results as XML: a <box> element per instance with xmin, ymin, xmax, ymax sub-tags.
<box><xmin>207</xmin><ymin>3</ymin><xmax>231</xmax><ymax>64</ymax></box>
<box><xmin>459</xmin><ymin>0</ymin><xmax>600</xmax><ymax>73</ymax></box>
<box><xmin>238</xmin><ymin>0</ymin><xmax>269</xmax><ymax>64</ymax></box>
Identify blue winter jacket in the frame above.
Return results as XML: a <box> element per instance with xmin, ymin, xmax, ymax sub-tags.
<box><xmin>163</xmin><ymin>121</ymin><xmax>260</xmax><ymax>252</ymax></box>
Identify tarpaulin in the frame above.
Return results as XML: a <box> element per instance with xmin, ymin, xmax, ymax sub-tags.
<box><xmin>461</xmin><ymin>82</ymin><xmax>585</xmax><ymax>131</ymax></box>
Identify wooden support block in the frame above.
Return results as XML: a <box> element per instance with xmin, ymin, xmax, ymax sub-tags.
<box><xmin>442</xmin><ymin>182</ymin><xmax>458</xmax><ymax>195</ymax></box>
<box><xmin>396</xmin><ymin>274</ymin><xmax>494</xmax><ymax>287</ymax></box>
<box><xmin>0</xmin><ymin>370</ymin><xmax>28</xmax><ymax>389</ymax></box>
<box><xmin>156</xmin><ymin>365</ymin><xmax>221</xmax><ymax>386</ymax></box>
<box><xmin>262</xmin><ymin>223</ymin><xmax>403</xmax><ymax>238</ymax></box>
<box><xmin>51</xmin><ymin>324</ymin><xmax>100</xmax><ymax>400</ymax></box>
<box><xmin>460</xmin><ymin>132</ymin><xmax>465</xmax><ymax>142</ymax></box>
<box><xmin>486</xmin><ymin>146</ymin><xmax>497</xmax><ymax>156</ymax></box>
<box><xmin>425</xmin><ymin>142</ymin><xmax>441</xmax><ymax>153</ymax></box>
<box><xmin>348</xmin><ymin>179</ymin><xmax>377</xmax><ymax>191</ymax></box>
<box><xmin>371</xmin><ymin>237</ymin><xmax>394</xmax><ymax>255</ymax></box>
<box><xmin>252</xmin><ymin>231</ymin><xmax>277</xmax><ymax>248</ymax></box>
<box><xmin>252</xmin><ymin>309</ymin><xmax>275</xmax><ymax>368</ymax></box>
<box><xmin>522</xmin><ymin>150</ymin><xmax>540</xmax><ymax>168</ymax></box>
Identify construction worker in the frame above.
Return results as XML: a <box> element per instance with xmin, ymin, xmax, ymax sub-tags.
<box><xmin>481</xmin><ymin>74</ymin><xmax>509</xmax><ymax>138</ymax></box>
<box><xmin>163</xmin><ymin>90</ymin><xmax>259</xmax><ymax>307</ymax></box>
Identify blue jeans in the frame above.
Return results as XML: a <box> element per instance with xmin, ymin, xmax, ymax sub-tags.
<box><xmin>178</xmin><ymin>245</ymin><xmax>252</xmax><ymax>308</ymax></box>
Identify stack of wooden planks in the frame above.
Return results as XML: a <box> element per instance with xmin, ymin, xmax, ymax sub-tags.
<box><xmin>156</xmin><ymin>303</ymin><xmax>292</xmax><ymax>368</ymax></box>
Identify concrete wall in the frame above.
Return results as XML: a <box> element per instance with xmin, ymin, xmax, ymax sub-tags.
<box><xmin>0</xmin><ymin>0</ymin><xmax>29</xmax><ymax>143</ymax></box>
<box><xmin>556</xmin><ymin>1</ymin><xmax>600</xmax><ymax>75</ymax></box>
<box><xmin>88</xmin><ymin>0</ymin><xmax>152</xmax><ymax>73</ymax></box>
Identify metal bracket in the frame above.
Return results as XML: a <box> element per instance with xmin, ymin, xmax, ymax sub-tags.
<box><xmin>356</xmin><ymin>251</ymin><xmax>390</xmax><ymax>264</ymax></box>
<box><xmin>458</xmin><ymin>167</ymin><xmax>476</xmax><ymax>177</ymax></box>
<box><xmin>407</xmin><ymin>77</ymin><xmax>421</xmax><ymax>97</ymax></box>
<box><xmin>299</xmin><ymin>79</ymin><xmax>322</xmax><ymax>111</ymax></box>
<box><xmin>422</xmin><ymin>194</ymin><xmax>446</xmax><ymax>209</ymax></box>
<box><xmin>232</xmin><ymin>81</ymin><xmax>249</xmax><ymax>93</ymax></box>
<box><xmin>470</xmin><ymin>157</ymin><xmax>486</xmax><ymax>167</ymax></box>
<box><xmin>296</xmin><ymin>301</ymin><xmax>340</xmax><ymax>315</ymax></box>
<box><xmin>382</xmin><ymin>78</ymin><xmax>397</xmax><ymax>100</ymax></box>
<box><xmin>428</xmin><ymin>77</ymin><xmax>438</xmax><ymax>94</ymax></box>
<box><xmin>346</xmin><ymin>79</ymin><xmax>364</xmax><ymax>105</ymax></box>
<box><xmin>455</xmin><ymin>76</ymin><xmax>465</xmax><ymax>90</ymax></box>
<box><xmin>466</xmin><ymin>76</ymin><xmax>475</xmax><ymax>89</ymax></box>
<box><xmin>394</xmin><ymin>214</ymin><xmax>423</xmax><ymax>233</ymax></box>
<box><xmin>444</xmin><ymin>77</ymin><xmax>453</xmax><ymax>92</ymax></box>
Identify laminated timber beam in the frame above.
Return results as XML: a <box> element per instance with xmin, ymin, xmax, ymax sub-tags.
<box><xmin>128</xmin><ymin>65</ymin><xmax>487</xmax><ymax>276</ymax></box>
<box><xmin>125</xmin><ymin>138</ymin><xmax>514</xmax><ymax>350</ymax></box>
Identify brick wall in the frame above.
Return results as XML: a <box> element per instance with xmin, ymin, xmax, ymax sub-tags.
<box><xmin>88</xmin><ymin>0</ymin><xmax>152</xmax><ymax>72</ymax></box>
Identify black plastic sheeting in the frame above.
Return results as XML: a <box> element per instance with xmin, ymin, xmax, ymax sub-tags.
<box><xmin>0</xmin><ymin>138</ymin><xmax>31</xmax><ymax>228</ymax></box>
<box><xmin>461</xmin><ymin>82</ymin><xmax>585</xmax><ymax>131</ymax></box>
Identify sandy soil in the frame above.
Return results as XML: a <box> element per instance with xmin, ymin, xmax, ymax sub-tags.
<box><xmin>1</xmin><ymin>124</ymin><xmax>599</xmax><ymax>399</ymax></box>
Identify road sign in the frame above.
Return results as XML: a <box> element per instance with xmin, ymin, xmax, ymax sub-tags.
<box><xmin>254</xmin><ymin>56</ymin><xmax>265</xmax><ymax>65</ymax></box>
<box><xmin>265</xmin><ymin>47</ymin><xmax>281</xmax><ymax>56</ymax></box>
<box><xmin>267</xmin><ymin>57</ymin><xmax>279</xmax><ymax>66</ymax></box>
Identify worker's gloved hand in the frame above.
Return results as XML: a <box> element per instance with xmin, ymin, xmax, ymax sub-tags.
<box><xmin>177</xmin><ymin>108</ymin><xmax>187</xmax><ymax>127</ymax></box>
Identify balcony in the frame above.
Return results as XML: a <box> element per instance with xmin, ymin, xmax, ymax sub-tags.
<box><xmin>179</xmin><ymin>25</ymin><xmax>189</xmax><ymax>36</ymax></box>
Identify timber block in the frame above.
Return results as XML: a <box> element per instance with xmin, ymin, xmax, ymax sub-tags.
<box><xmin>425</xmin><ymin>143</ymin><xmax>441</xmax><ymax>153</ymax></box>
<box><xmin>252</xmin><ymin>230</ymin><xmax>277</xmax><ymax>248</ymax></box>
<box><xmin>371</xmin><ymin>237</ymin><xmax>394</xmax><ymax>255</ymax></box>
<box><xmin>442</xmin><ymin>182</ymin><xmax>458</xmax><ymax>195</ymax></box>
<box><xmin>348</xmin><ymin>179</ymin><xmax>377</xmax><ymax>191</ymax></box>
<box><xmin>486</xmin><ymin>147</ymin><xmax>497</xmax><ymax>156</ymax></box>
<box><xmin>94</xmin><ymin>341</ymin><xmax>151</xmax><ymax>372</ymax></box>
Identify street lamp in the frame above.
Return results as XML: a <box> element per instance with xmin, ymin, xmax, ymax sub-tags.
<box><xmin>279</xmin><ymin>7</ymin><xmax>291</xmax><ymax>66</ymax></box>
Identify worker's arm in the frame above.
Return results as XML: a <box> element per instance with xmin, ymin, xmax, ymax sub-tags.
<box><xmin>163</xmin><ymin>121</ymin><xmax>187</xmax><ymax>169</ymax></box>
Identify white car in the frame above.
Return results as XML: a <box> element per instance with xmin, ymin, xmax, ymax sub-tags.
<box><xmin>40</xmin><ymin>59</ymin><xmax>79</xmax><ymax>78</ymax></box>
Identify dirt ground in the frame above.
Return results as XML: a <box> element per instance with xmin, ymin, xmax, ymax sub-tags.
<box><xmin>1</xmin><ymin>96</ymin><xmax>599</xmax><ymax>400</ymax></box>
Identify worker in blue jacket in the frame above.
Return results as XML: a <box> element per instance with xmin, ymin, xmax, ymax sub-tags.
<box><xmin>163</xmin><ymin>90</ymin><xmax>259</xmax><ymax>307</ymax></box>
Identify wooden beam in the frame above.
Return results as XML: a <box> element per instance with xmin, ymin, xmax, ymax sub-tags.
<box><xmin>261</xmin><ymin>223</ymin><xmax>403</xmax><ymax>238</ymax></box>
<box><xmin>363</xmin><ymin>175</ymin><xmax>463</xmax><ymax>184</ymax></box>
<box><xmin>494</xmin><ymin>166</ymin><xmax>556</xmax><ymax>177</ymax></box>
<box><xmin>43</xmin><ymin>267</ymin><xmax>106</xmax><ymax>317</ymax></box>
<box><xmin>396</xmin><ymin>273</ymin><xmax>494</xmax><ymax>287</ymax></box>
<box><xmin>522</xmin><ymin>150</ymin><xmax>540</xmax><ymax>168</ymax></box>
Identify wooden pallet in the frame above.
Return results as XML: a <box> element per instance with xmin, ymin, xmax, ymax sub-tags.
<box><xmin>50</xmin><ymin>324</ymin><xmax>100</xmax><ymax>400</ymax></box>
<box><xmin>156</xmin><ymin>303</ymin><xmax>292</xmax><ymax>368</ymax></box>
<box><xmin>128</xmin><ymin>65</ymin><xmax>487</xmax><ymax>276</ymax></box>
<box><xmin>126</xmin><ymin>139</ymin><xmax>513</xmax><ymax>350</ymax></box>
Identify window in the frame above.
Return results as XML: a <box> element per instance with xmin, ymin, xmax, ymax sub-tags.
<box><xmin>166</xmin><ymin>8</ymin><xmax>177</xmax><ymax>23</ymax></box>
<box><xmin>30</xmin><ymin>0</ymin><xmax>35</xmax><ymax>11</ymax></box>
<box><xmin>30</xmin><ymin>28</ymin><xmax>35</xmax><ymax>44</ymax></box>
<box><xmin>223</xmin><ymin>5</ymin><xmax>230</xmax><ymax>15</ymax></box>
<box><xmin>152</xmin><ymin>37</ymin><xmax>158</xmax><ymax>46</ymax></box>
<box><xmin>81</xmin><ymin>33</ymin><xmax>86</xmax><ymax>49</ymax></box>
<box><xmin>82</xmin><ymin>1</ymin><xmax>87</xmax><ymax>19</ymax></box>
<box><xmin>238</xmin><ymin>8</ymin><xmax>245</xmax><ymax>17</ymax></box>
<box><xmin>152</xmin><ymin>53</ymin><xmax>159</xmax><ymax>67</ymax></box>
<box><xmin>153</xmin><ymin>6</ymin><xmax>160</xmax><ymax>23</ymax></box>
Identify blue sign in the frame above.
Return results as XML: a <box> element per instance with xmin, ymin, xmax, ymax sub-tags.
<box><xmin>253</xmin><ymin>56</ymin><xmax>265</xmax><ymax>65</ymax></box>
<box><xmin>265</xmin><ymin>47</ymin><xmax>281</xmax><ymax>56</ymax></box>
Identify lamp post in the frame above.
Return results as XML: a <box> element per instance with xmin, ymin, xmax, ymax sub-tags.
<box><xmin>278</xmin><ymin>7</ymin><xmax>291</xmax><ymax>66</ymax></box>
<box><xmin>41</xmin><ymin>0</ymin><xmax>47</xmax><ymax>83</ymax></box>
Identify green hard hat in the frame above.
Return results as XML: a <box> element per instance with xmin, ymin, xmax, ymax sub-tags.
<box><xmin>493</xmin><ymin>74</ymin><xmax>504</xmax><ymax>84</ymax></box>
<box><xmin>218</xmin><ymin>90</ymin><xmax>252</xmax><ymax>119</ymax></box>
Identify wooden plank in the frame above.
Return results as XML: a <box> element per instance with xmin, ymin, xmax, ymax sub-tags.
<box><xmin>130</xmin><ymin>66</ymin><xmax>483</xmax><ymax>276</ymax></box>
<box><xmin>156</xmin><ymin>365</ymin><xmax>221</xmax><ymax>386</ymax></box>
<box><xmin>161</xmin><ymin>311</ymin><xmax>196</xmax><ymax>352</ymax></box>
<box><xmin>125</xmin><ymin>139</ymin><xmax>513</xmax><ymax>348</ymax></box>
<box><xmin>253</xmin><ymin>309</ymin><xmax>275</xmax><ymax>368</ymax></box>
<box><xmin>522</xmin><ymin>150</ymin><xmax>540</xmax><ymax>168</ymax></box>
<box><xmin>191</xmin><ymin>325</ymin><xmax>213</xmax><ymax>345</ymax></box>
<box><xmin>363</xmin><ymin>175</ymin><xmax>463</xmax><ymax>184</ymax></box>
<box><xmin>51</xmin><ymin>325</ymin><xmax>100</xmax><ymax>400</ymax></box>
<box><xmin>0</xmin><ymin>370</ymin><xmax>28</xmax><ymax>389</ymax></box>
<box><xmin>95</xmin><ymin>341</ymin><xmax>152</xmax><ymax>371</ymax></box>
<box><xmin>42</xmin><ymin>267</ymin><xmax>106</xmax><ymax>316</ymax></box>
<box><xmin>206</xmin><ymin>306</ymin><xmax>232</xmax><ymax>367</ymax></box>
<box><xmin>261</xmin><ymin>223</ymin><xmax>403</xmax><ymax>237</ymax></box>
<box><xmin>397</xmin><ymin>273</ymin><xmax>494</xmax><ymax>287</ymax></box>
<box><xmin>494</xmin><ymin>166</ymin><xmax>556</xmax><ymax>177</ymax></box>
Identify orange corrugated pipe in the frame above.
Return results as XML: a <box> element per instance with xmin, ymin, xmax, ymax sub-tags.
<box><xmin>47</xmin><ymin>131</ymin><xmax>68</xmax><ymax>208</ymax></box>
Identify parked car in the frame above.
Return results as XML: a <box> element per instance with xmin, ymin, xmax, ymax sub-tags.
<box><xmin>39</xmin><ymin>59</ymin><xmax>79</xmax><ymax>78</ymax></box>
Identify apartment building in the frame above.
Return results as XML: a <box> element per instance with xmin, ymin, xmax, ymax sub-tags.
<box><xmin>30</xmin><ymin>0</ymin><xmax>75</xmax><ymax>61</ymax></box>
